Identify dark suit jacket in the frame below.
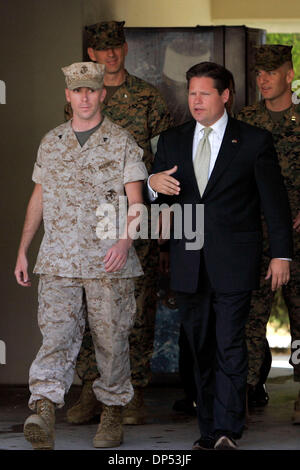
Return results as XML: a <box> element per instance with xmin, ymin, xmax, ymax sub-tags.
<box><xmin>152</xmin><ymin>117</ymin><xmax>293</xmax><ymax>293</ymax></box>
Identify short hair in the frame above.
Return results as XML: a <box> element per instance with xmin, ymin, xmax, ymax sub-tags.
<box><xmin>227</xmin><ymin>69</ymin><xmax>235</xmax><ymax>94</ymax></box>
<box><xmin>186</xmin><ymin>62</ymin><xmax>233</xmax><ymax>95</ymax></box>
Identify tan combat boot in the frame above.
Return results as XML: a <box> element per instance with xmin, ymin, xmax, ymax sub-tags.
<box><xmin>292</xmin><ymin>390</ymin><xmax>300</xmax><ymax>424</ymax></box>
<box><xmin>23</xmin><ymin>398</ymin><xmax>55</xmax><ymax>450</ymax></box>
<box><xmin>122</xmin><ymin>387</ymin><xmax>146</xmax><ymax>425</ymax></box>
<box><xmin>93</xmin><ymin>405</ymin><xmax>123</xmax><ymax>448</ymax></box>
<box><xmin>66</xmin><ymin>380</ymin><xmax>102</xmax><ymax>424</ymax></box>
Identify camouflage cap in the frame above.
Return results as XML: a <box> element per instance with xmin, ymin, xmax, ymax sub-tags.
<box><xmin>254</xmin><ymin>44</ymin><xmax>293</xmax><ymax>71</ymax></box>
<box><xmin>62</xmin><ymin>62</ymin><xmax>105</xmax><ymax>90</ymax></box>
<box><xmin>85</xmin><ymin>20</ymin><xmax>126</xmax><ymax>50</ymax></box>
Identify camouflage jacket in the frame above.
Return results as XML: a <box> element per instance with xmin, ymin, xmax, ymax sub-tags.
<box><xmin>32</xmin><ymin>117</ymin><xmax>147</xmax><ymax>279</ymax></box>
<box><xmin>237</xmin><ymin>101</ymin><xmax>300</xmax><ymax>220</ymax></box>
<box><xmin>65</xmin><ymin>70</ymin><xmax>173</xmax><ymax>172</ymax></box>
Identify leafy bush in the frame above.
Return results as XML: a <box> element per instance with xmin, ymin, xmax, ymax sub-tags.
<box><xmin>269</xmin><ymin>289</ymin><xmax>289</xmax><ymax>332</ymax></box>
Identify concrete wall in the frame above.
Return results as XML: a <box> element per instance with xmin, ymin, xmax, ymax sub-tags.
<box><xmin>212</xmin><ymin>0</ymin><xmax>300</xmax><ymax>32</ymax></box>
<box><xmin>0</xmin><ymin>0</ymin><xmax>82</xmax><ymax>383</ymax></box>
<box><xmin>83</xmin><ymin>0</ymin><xmax>300</xmax><ymax>30</ymax></box>
<box><xmin>83</xmin><ymin>0</ymin><xmax>211</xmax><ymax>26</ymax></box>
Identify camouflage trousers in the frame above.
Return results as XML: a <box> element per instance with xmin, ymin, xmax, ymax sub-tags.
<box><xmin>75</xmin><ymin>239</ymin><xmax>158</xmax><ymax>388</ymax></box>
<box><xmin>28</xmin><ymin>275</ymin><xmax>136</xmax><ymax>410</ymax></box>
<box><xmin>246</xmin><ymin>256</ymin><xmax>300</xmax><ymax>386</ymax></box>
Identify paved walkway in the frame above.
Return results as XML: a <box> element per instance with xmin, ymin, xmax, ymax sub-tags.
<box><xmin>0</xmin><ymin>360</ymin><xmax>299</xmax><ymax>452</ymax></box>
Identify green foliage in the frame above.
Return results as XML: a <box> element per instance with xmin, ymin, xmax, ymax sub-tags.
<box><xmin>269</xmin><ymin>289</ymin><xmax>289</xmax><ymax>332</ymax></box>
<box><xmin>267</xmin><ymin>33</ymin><xmax>300</xmax><ymax>81</ymax></box>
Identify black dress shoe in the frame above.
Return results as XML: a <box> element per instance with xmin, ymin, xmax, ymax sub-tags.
<box><xmin>192</xmin><ymin>437</ymin><xmax>216</xmax><ymax>450</ymax></box>
<box><xmin>173</xmin><ymin>398</ymin><xmax>196</xmax><ymax>416</ymax></box>
<box><xmin>248</xmin><ymin>383</ymin><xmax>269</xmax><ymax>408</ymax></box>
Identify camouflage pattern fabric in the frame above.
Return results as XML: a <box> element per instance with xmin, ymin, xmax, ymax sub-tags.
<box><xmin>66</xmin><ymin>71</ymin><xmax>173</xmax><ymax>388</ymax></box>
<box><xmin>29</xmin><ymin>275</ymin><xmax>136</xmax><ymax>409</ymax></box>
<box><xmin>237</xmin><ymin>101</ymin><xmax>300</xmax><ymax>384</ymax></box>
<box><xmin>32</xmin><ymin>116</ymin><xmax>147</xmax><ymax>279</ymax></box>
<box><xmin>76</xmin><ymin>238</ymin><xmax>158</xmax><ymax>387</ymax></box>
<box><xmin>254</xmin><ymin>45</ymin><xmax>293</xmax><ymax>71</ymax></box>
<box><xmin>62</xmin><ymin>62</ymin><xmax>104</xmax><ymax>90</ymax></box>
<box><xmin>85</xmin><ymin>21</ymin><xmax>126</xmax><ymax>50</ymax></box>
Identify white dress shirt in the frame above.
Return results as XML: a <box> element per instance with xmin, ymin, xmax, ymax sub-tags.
<box><xmin>192</xmin><ymin>110</ymin><xmax>228</xmax><ymax>176</ymax></box>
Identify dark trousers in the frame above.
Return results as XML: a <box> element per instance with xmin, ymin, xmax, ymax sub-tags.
<box><xmin>176</xmin><ymin>258</ymin><xmax>252</xmax><ymax>439</ymax></box>
<box><xmin>178</xmin><ymin>325</ymin><xmax>197</xmax><ymax>403</ymax></box>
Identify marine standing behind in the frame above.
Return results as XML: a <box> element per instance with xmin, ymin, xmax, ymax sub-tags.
<box><xmin>66</xmin><ymin>21</ymin><xmax>173</xmax><ymax>426</ymax></box>
<box><xmin>237</xmin><ymin>45</ymin><xmax>300</xmax><ymax>422</ymax></box>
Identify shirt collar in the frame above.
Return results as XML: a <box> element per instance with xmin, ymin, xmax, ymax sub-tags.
<box><xmin>195</xmin><ymin>110</ymin><xmax>228</xmax><ymax>138</ymax></box>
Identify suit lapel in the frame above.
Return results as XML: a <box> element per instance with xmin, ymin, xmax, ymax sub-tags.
<box><xmin>202</xmin><ymin>117</ymin><xmax>241</xmax><ymax>199</ymax></box>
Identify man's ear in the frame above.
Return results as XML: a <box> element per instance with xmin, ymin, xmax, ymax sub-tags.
<box><xmin>65</xmin><ymin>88</ymin><xmax>71</xmax><ymax>103</ymax></box>
<box><xmin>287</xmin><ymin>67</ymin><xmax>295</xmax><ymax>85</ymax></box>
<box><xmin>123</xmin><ymin>42</ymin><xmax>128</xmax><ymax>57</ymax></box>
<box><xmin>87</xmin><ymin>47</ymin><xmax>96</xmax><ymax>61</ymax></box>
<box><xmin>222</xmin><ymin>88</ymin><xmax>230</xmax><ymax>104</ymax></box>
<box><xmin>100</xmin><ymin>87</ymin><xmax>107</xmax><ymax>103</ymax></box>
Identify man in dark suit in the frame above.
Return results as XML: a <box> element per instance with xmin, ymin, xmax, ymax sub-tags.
<box><xmin>148</xmin><ymin>62</ymin><xmax>293</xmax><ymax>450</ymax></box>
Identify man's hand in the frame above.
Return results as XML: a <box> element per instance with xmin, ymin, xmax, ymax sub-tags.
<box><xmin>104</xmin><ymin>239</ymin><xmax>131</xmax><ymax>273</ymax></box>
<box><xmin>14</xmin><ymin>252</ymin><xmax>31</xmax><ymax>287</ymax></box>
<box><xmin>265</xmin><ymin>258</ymin><xmax>290</xmax><ymax>291</ymax></box>
<box><xmin>149</xmin><ymin>165</ymin><xmax>180</xmax><ymax>195</ymax></box>
<box><xmin>293</xmin><ymin>211</ymin><xmax>300</xmax><ymax>233</ymax></box>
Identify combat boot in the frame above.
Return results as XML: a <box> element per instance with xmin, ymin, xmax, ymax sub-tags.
<box><xmin>122</xmin><ymin>387</ymin><xmax>146</xmax><ymax>425</ymax></box>
<box><xmin>23</xmin><ymin>398</ymin><xmax>55</xmax><ymax>450</ymax></box>
<box><xmin>66</xmin><ymin>380</ymin><xmax>102</xmax><ymax>424</ymax></box>
<box><xmin>292</xmin><ymin>390</ymin><xmax>300</xmax><ymax>424</ymax></box>
<box><xmin>93</xmin><ymin>405</ymin><xmax>123</xmax><ymax>448</ymax></box>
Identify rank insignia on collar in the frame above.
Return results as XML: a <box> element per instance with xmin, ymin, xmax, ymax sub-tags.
<box><xmin>291</xmin><ymin>115</ymin><xmax>297</xmax><ymax>121</ymax></box>
<box><xmin>232</xmin><ymin>139</ymin><xmax>238</xmax><ymax>143</ymax></box>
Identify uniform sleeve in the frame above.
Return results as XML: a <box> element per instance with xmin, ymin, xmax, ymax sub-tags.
<box><xmin>255</xmin><ymin>132</ymin><xmax>293</xmax><ymax>259</ymax></box>
<box><xmin>147</xmin><ymin>88</ymin><xmax>174</xmax><ymax>139</ymax></box>
<box><xmin>123</xmin><ymin>134</ymin><xmax>148</xmax><ymax>184</ymax></box>
<box><xmin>32</xmin><ymin>143</ymin><xmax>43</xmax><ymax>184</ymax></box>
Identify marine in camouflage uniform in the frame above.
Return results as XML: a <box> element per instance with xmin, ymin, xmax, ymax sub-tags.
<box><xmin>65</xmin><ymin>21</ymin><xmax>173</xmax><ymax>423</ymax></box>
<box><xmin>237</xmin><ymin>46</ymin><xmax>300</xmax><ymax>414</ymax></box>
<box><xmin>15</xmin><ymin>62</ymin><xmax>148</xmax><ymax>448</ymax></box>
